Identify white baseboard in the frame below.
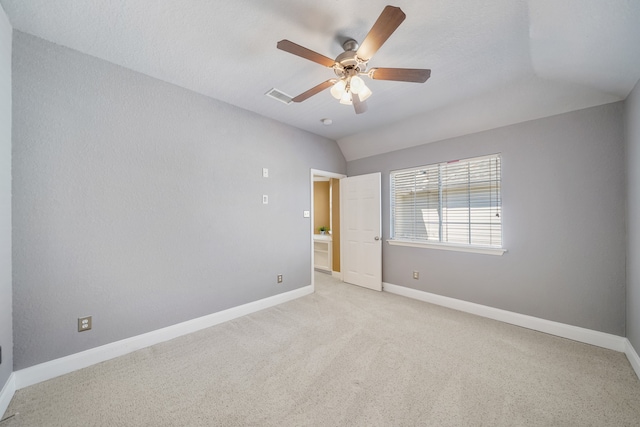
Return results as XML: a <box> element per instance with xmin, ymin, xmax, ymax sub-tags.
<box><xmin>9</xmin><ymin>283</ymin><xmax>640</xmax><ymax>391</ymax></box>
<box><xmin>382</xmin><ymin>282</ymin><xmax>627</xmax><ymax>353</ymax></box>
<box><xmin>14</xmin><ymin>285</ymin><xmax>313</xmax><ymax>390</ymax></box>
<box><xmin>0</xmin><ymin>373</ymin><xmax>16</xmax><ymax>419</ymax></box>
<box><xmin>625</xmin><ymin>339</ymin><xmax>640</xmax><ymax>380</ymax></box>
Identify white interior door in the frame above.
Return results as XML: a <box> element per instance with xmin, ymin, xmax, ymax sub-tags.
<box><xmin>341</xmin><ymin>173</ymin><xmax>382</xmax><ymax>291</ymax></box>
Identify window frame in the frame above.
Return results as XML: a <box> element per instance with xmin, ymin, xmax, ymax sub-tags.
<box><xmin>389</xmin><ymin>154</ymin><xmax>506</xmax><ymax>256</ymax></box>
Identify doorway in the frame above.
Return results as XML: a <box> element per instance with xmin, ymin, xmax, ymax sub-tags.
<box><xmin>310</xmin><ymin>169</ymin><xmax>345</xmax><ymax>289</ymax></box>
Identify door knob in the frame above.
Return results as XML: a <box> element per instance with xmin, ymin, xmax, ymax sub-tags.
<box><xmin>374</xmin><ymin>236</ymin><xmax>380</xmax><ymax>241</ymax></box>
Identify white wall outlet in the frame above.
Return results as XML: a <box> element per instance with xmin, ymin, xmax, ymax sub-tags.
<box><xmin>78</xmin><ymin>316</ymin><xmax>92</xmax><ymax>332</ymax></box>
<box><xmin>277</xmin><ymin>274</ymin><xmax>283</xmax><ymax>283</ymax></box>
<box><xmin>303</xmin><ymin>210</ymin><xmax>310</xmax><ymax>218</ymax></box>
<box><xmin>262</xmin><ymin>168</ymin><xmax>269</xmax><ymax>178</ymax></box>
<box><xmin>413</xmin><ymin>271</ymin><xmax>419</xmax><ymax>280</ymax></box>
<box><xmin>262</xmin><ymin>195</ymin><xmax>268</xmax><ymax>204</ymax></box>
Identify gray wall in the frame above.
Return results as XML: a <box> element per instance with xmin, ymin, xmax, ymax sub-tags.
<box><xmin>348</xmin><ymin>103</ymin><xmax>626</xmax><ymax>335</ymax></box>
<box><xmin>0</xmin><ymin>5</ymin><xmax>12</xmax><ymax>386</ymax></box>
<box><xmin>626</xmin><ymin>80</ymin><xmax>640</xmax><ymax>350</ymax></box>
<box><xmin>12</xmin><ymin>32</ymin><xmax>346</xmax><ymax>370</ymax></box>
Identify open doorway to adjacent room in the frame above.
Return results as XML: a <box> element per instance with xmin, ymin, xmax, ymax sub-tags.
<box><xmin>310</xmin><ymin>169</ymin><xmax>345</xmax><ymax>288</ymax></box>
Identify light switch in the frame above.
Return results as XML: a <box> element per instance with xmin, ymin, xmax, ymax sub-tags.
<box><xmin>303</xmin><ymin>210</ymin><xmax>310</xmax><ymax>218</ymax></box>
<box><xmin>262</xmin><ymin>168</ymin><xmax>269</xmax><ymax>178</ymax></box>
<box><xmin>263</xmin><ymin>195</ymin><xmax>268</xmax><ymax>204</ymax></box>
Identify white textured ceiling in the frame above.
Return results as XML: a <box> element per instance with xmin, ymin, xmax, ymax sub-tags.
<box><xmin>2</xmin><ymin>0</ymin><xmax>639</xmax><ymax>160</ymax></box>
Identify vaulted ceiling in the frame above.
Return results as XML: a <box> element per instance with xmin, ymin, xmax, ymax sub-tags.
<box><xmin>2</xmin><ymin>0</ymin><xmax>639</xmax><ymax>160</ymax></box>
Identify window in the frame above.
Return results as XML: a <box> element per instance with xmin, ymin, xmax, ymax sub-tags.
<box><xmin>390</xmin><ymin>154</ymin><xmax>502</xmax><ymax>253</ymax></box>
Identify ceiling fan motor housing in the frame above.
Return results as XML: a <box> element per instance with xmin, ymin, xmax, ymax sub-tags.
<box><xmin>335</xmin><ymin>40</ymin><xmax>367</xmax><ymax>79</ymax></box>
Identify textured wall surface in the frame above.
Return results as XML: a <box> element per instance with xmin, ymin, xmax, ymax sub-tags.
<box><xmin>348</xmin><ymin>103</ymin><xmax>626</xmax><ymax>335</ymax></box>
<box><xmin>11</xmin><ymin>32</ymin><xmax>345</xmax><ymax>370</ymax></box>
<box><xmin>0</xmin><ymin>5</ymin><xmax>12</xmax><ymax>387</ymax></box>
<box><xmin>626</xmin><ymin>81</ymin><xmax>640</xmax><ymax>350</ymax></box>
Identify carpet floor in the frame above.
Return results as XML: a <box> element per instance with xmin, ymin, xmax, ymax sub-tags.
<box><xmin>3</xmin><ymin>272</ymin><xmax>640</xmax><ymax>426</ymax></box>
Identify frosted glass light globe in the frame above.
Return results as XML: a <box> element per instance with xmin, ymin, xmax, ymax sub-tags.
<box><xmin>358</xmin><ymin>85</ymin><xmax>373</xmax><ymax>101</ymax></box>
<box><xmin>349</xmin><ymin>76</ymin><xmax>365</xmax><ymax>94</ymax></box>
<box><xmin>330</xmin><ymin>80</ymin><xmax>347</xmax><ymax>99</ymax></box>
<box><xmin>339</xmin><ymin>91</ymin><xmax>352</xmax><ymax>105</ymax></box>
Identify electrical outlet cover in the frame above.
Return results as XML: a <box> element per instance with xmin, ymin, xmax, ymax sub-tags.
<box><xmin>78</xmin><ymin>316</ymin><xmax>92</xmax><ymax>332</ymax></box>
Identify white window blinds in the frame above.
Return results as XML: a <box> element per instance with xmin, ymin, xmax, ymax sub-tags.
<box><xmin>390</xmin><ymin>154</ymin><xmax>502</xmax><ymax>248</ymax></box>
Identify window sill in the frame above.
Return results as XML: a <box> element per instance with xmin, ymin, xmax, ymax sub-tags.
<box><xmin>387</xmin><ymin>239</ymin><xmax>506</xmax><ymax>256</ymax></box>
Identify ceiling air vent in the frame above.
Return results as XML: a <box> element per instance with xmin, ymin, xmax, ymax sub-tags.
<box><xmin>265</xmin><ymin>88</ymin><xmax>293</xmax><ymax>105</ymax></box>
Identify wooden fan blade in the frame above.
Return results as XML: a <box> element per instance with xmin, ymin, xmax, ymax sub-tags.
<box><xmin>369</xmin><ymin>68</ymin><xmax>431</xmax><ymax>83</ymax></box>
<box><xmin>352</xmin><ymin>92</ymin><xmax>368</xmax><ymax>114</ymax></box>
<box><xmin>356</xmin><ymin>6</ymin><xmax>406</xmax><ymax>61</ymax></box>
<box><xmin>277</xmin><ymin>40</ymin><xmax>336</xmax><ymax>68</ymax></box>
<box><xmin>292</xmin><ymin>80</ymin><xmax>335</xmax><ymax>103</ymax></box>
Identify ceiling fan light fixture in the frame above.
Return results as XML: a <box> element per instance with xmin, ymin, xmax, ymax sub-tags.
<box><xmin>330</xmin><ymin>79</ymin><xmax>347</xmax><ymax>99</ymax></box>
<box><xmin>276</xmin><ymin>6</ymin><xmax>430</xmax><ymax>114</ymax></box>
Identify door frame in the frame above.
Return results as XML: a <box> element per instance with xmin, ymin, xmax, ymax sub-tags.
<box><xmin>310</xmin><ymin>169</ymin><xmax>346</xmax><ymax>290</ymax></box>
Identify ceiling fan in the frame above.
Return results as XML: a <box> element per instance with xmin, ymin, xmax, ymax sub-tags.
<box><xmin>276</xmin><ymin>5</ymin><xmax>431</xmax><ymax>114</ymax></box>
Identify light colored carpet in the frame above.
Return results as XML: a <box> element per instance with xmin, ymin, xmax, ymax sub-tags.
<box><xmin>3</xmin><ymin>272</ymin><xmax>640</xmax><ymax>426</ymax></box>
